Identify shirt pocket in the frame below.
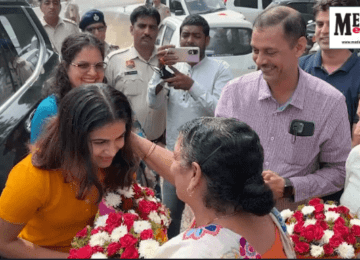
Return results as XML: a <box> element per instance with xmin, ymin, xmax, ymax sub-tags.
<box><xmin>121</xmin><ymin>70</ymin><xmax>144</xmax><ymax>96</ymax></box>
<box><xmin>279</xmin><ymin>132</ymin><xmax>317</xmax><ymax>166</ymax></box>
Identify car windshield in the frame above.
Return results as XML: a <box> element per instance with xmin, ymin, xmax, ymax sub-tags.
<box><xmin>206</xmin><ymin>27</ymin><xmax>252</xmax><ymax>56</ymax></box>
<box><xmin>184</xmin><ymin>0</ymin><xmax>226</xmax><ymax>15</ymax></box>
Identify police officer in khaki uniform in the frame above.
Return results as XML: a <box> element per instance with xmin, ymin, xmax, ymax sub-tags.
<box><xmin>153</xmin><ymin>0</ymin><xmax>170</xmax><ymax>22</ymax></box>
<box><xmin>79</xmin><ymin>9</ymin><xmax>119</xmax><ymax>57</ymax></box>
<box><xmin>39</xmin><ymin>0</ymin><xmax>79</xmax><ymax>54</ymax></box>
<box><xmin>105</xmin><ymin>6</ymin><xmax>166</xmax><ymax>143</ymax></box>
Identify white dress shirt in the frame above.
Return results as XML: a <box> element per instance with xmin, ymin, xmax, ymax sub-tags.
<box><xmin>147</xmin><ymin>57</ymin><xmax>233</xmax><ymax>151</ymax></box>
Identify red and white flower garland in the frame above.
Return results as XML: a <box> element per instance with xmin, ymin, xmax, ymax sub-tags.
<box><xmin>281</xmin><ymin>198</ymin><xmax>360</xmax><ymax>259</ymax></box>
<box><xmin>68</xmin><ymin>183</ymin><xmax>171</xmax><ymax>259</ymax></box>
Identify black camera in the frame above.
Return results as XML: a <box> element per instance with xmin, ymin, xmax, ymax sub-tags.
<box><xmin>188</xmin><ymin>49</ymin><xmax>198</xmax><ymax>55</ymax></box>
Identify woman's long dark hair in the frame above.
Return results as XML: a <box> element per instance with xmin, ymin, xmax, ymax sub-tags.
<box><xmin>43</xmin><ymin>33</ymin><xmax>105</xmax><ymax>102</ymax></box>
<box><xmin>178</xmin><ymin>117</ymin><xmax>275</xmax><ymax>216</ymax></box>
<box><xmin>32</xmin><ymin>83</ymin><xmax>138</xmax><ymax>203</ymax></box>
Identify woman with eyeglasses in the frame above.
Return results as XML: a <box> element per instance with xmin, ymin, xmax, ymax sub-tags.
<box><xmin>130</xmin><ymin>117</ymin><xmax>296</xmax><ymax>258</ymax></box>
<box><xmin>30</xmin><ymin>33</ymin><xmax>107</xmax><ymax>144</ymax></box>
<box><xmin>0</xmin><ymin>84</ymin><xmax>138</xmax><ymax>258</ymax></box>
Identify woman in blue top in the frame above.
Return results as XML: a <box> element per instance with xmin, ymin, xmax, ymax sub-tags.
<box><xmin>30</xmin><ymin>33</ymin><xmax>106</xmax><ymax>143</ymax></box>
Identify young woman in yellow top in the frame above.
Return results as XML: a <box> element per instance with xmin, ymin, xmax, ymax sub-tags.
<box><xmin>0</xmin><ymin>84</ymin><xmax>138</xmax><ymax>258</ymax></box>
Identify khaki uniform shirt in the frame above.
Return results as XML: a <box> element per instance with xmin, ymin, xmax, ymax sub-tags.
<box><xmin>105</xmin><ymin>46</ymin><xmax>166</xmax><ymax>141</ymax></box>
<box><xmin>155</xmin><ymin>3</ymin><xmax>171</xmax><ymax>22</ymax></box>
<box><xmin>104</xmin><ymin>41</ymin><xmax>119</xmax><ymax>57</ymax></box>
<box><xmin>41</xmin><ymin>17</ymin><xmax>79</xmax><ymax>54</ymax></box>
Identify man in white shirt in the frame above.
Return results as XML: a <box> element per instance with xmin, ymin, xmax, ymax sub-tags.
<box><xmin>147</xmin><ymin>14</ymin><xmax>233</xmax><ymax>238</ymax></box>
<box><xmin>39</xmin><ymin>0</ymin><xmax>79</xmax><ymax>54</ymax></box>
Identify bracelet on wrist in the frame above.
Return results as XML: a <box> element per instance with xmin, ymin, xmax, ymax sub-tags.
<box><xmin>143</xmin><ymin>142</ymin><xmax>156</xmax><ymax>161</ymax></box>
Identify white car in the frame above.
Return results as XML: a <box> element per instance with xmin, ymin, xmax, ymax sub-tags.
<box><xmin>156</xmin><ymin>14</ymin><xmax>256</xmax><ymax>77</ymax></box>
<box><xmin>226</xmin><ymin>0</ymin><xmax>273</xmax><ymax>24</ymax></box>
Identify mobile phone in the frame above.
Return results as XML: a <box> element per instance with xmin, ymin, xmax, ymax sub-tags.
<box><xmin>168</xmin><ymin>47</ymin><xmax>200</xmax><ymax>63</ymax></box>
<box><xmin>289</xmin><ymin>119</ymin><xmax>315</xmax><ymax>137</ymax></box>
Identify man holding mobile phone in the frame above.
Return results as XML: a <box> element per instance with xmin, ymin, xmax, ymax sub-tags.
<box><xmin>147</xmin><ymin>14</ymin><xmax>233</xmax><ymax>239</ymax></box>
<box><xmin>215</xmin><ymin>6</ymin><xmax>351</xmax><ymax>211</ymax></box>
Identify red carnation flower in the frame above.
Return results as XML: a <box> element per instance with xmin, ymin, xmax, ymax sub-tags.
<box><xmin>293</xmin><ymin>211</ymin><xmax>304</xmax><ymax>222</ymax></box>
<box><xmin>106</xmin><ymin>212</ymin><xmax>123</xmax><ymax>227</ymax></box>
<box><xmin>334</xmin><ymin>217</ymin><xmax>346</xmax><ymax>226</ymax></box>
<box><xmin>144</xmin><ymin>187</ymin><xmax>155</xmax><ymax>197</ymax></box>
<box><xmin>138</xmin><ymin>200</ymin><xmax>158</xmax><ymax>215</ymax></box>
<box><xmin>91</xmin><ymin>227</ymin><xmax>104</xmax><ymax>235</ymax></box>
<box><xmin>68</xmin><ymin>248</ymin><xmax>79</xmax><ymax>259</ymax></box>
<box><xmin>120</xmin><ymin>234</ymin><xmax>138</xmax><ymax>248</ymax></box>
<box><xmin>104</xmin><ymin>224</ymin><xmax>117</xmax><ymax>234</ymax></box>
<box><xmin>123</xmin><ymin>213</ymin><xmax>137</xmax><ymax>231</ymax></box>
<box><xmin>291</xmin><ymin>234</ymin><xmax>300</xmax><ymax>244</ymax></box>
<box><xmin>333</xmin><ymin>223</ymin><xmax>349</xmax><ymax>238</ymax></box>
<box><xmin>133</xmin><ymin>183</ymin><xmax>142</xmax><ymax>199</ymax></box>
<box><xmin>316</xmin><ymin>220</ymin><xmax>328</xmax><ymax>230</ymax></box>
<box><xmin>309</xmin><ymin>198</ymin><xmax>321</xmax><ymax>206</ymax></box>
<box><xmin>294</xmin><ymin>221</ymin><xmax>305</xmax><ymax>234</ymax></box>
<box><xmin>76</xmin><ymin>227</ymin><xmax>88</xmax><ymax>238</ymax></box>
<box><xmin>120</xmin><ymin>246</ymin><xmax>139</xmax><ymax>259</ymax></box>
<box><xmin>323</xmin><ymin>243</ymin><xmax>334</xmax><ymax>255</ymax></box>
<box><xmin>328</xmin><ymin>207</ymin><xmax>338</xmax><ymax>212</ymax></box>
<box><xmin>329</xmin><ymin>234</ymin><xmax>344</xmax><ymax>248</ymax></box>
<box><xmin>315</xmin><ymin>213</ymin><xmax>326</xmax><ymax>221</ymax></box>
<box><xmin>140</xmin><ymin>229</ymin><xmax>154</xmax><ymax>240</ymax></box>
<box><xmin>344</xmin><ymin>233</ymin><xmax>357</xmax><ymax>245</ymax></box>
<box><xmin>107</xmin><ymin>242</ymin><xmax>122</xmax><ymax>256</ymax></box>
<box><xmin>294</xmin><ymin>241</ymin><xmax>310</xmax><ymax>254</ymax></box>
<box><xmin>314</xmin><ymin>204</ymin><xmax>324</xmax><ymax>213</ymax></box>
<box><xmin>351</xmin><ymin>225</ymin><xmax>360</xmax><ymax>237</ymax></box>
<box><xmin>74</xmin><ymin>245</ymin><xmax>93</xmax><ymax>259</ymax></box>
<box><xmin>92</xmin><ymin>246</ymin><xmax>104</xmax><ymax>253</ymax></box>
<box><xmin>337</xmin><ymin>206</ymin><xmax>350</xmax><ymax>215</ymax></box>
<box><xmin>301</xmin><ymin>224</ymin><xmax>324</xmax><ymax>242</ymax></box>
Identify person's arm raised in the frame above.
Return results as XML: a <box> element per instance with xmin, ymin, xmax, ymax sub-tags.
<box><xmin>0</xmin><ymin>218</ymin><xmax>68</xmax><ymax>258</ymax></box>
<box><xmin>130</xmin><ymin>132</ymin><xmax>175</xmax><ymax>186</ymax></box>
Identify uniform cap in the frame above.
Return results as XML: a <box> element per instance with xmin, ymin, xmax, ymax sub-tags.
<box><xmin>79</xmin><ymin>9</ymin><xmax>105</xmax><ymax>31</ymax></box>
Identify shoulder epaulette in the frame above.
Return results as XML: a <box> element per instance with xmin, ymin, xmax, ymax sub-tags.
<box><xmin>63</xmin><ymin>17</ymin><xmax>77</xmax><ymax>26</ymax></box>
<box><xmin>105</xmin><ymin>47</ymin><xmax>130</xmax><ymax>61</ymax></box>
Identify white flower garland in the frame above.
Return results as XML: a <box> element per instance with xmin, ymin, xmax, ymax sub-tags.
<box><xmin>138</xmin><ymin>239</ymin><xmax>160</xmax><ymax>258</ymax></box>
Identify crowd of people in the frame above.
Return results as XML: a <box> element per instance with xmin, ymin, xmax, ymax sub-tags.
<box><xmin>0</xmin><ymin>0</ymin><xmax>360</xmax><ymax>258</ymax></box>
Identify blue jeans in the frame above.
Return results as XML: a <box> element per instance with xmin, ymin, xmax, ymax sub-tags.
<box><xmin>162</xmin><ymin>178</ymin><xmax>185</xmax><ymax>239</ymax></box>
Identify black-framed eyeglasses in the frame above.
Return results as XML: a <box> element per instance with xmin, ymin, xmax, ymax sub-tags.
<box><xmin>70</xmin><ymin>61</ymin><xmax>107</xmax><ymax>72</ymax></box>
<box><xmin>85</xmin><ymin>26</ymin><xmax>106</xmax><ymax>33</ymax></box>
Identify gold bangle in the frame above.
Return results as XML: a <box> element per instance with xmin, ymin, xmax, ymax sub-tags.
<box><xmin>143</xmin><ymin>142</ymin><xmax>156</xmax><ymax>161</ymax></box>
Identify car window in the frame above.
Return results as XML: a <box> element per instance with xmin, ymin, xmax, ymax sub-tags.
<box><xmin>163</xmin><ymin>26</ymin><xmax>175</xmax><ymax>46</ymax></box>
<box><xmin>207</xmin><ymin>27</ymin><xmax>252</xmax><ymax>56</ymax></box>
<box><xmin>0</xmin><ymin>8</ymin><xmax>39</xmax><ymax>107</ymax></box>
<box><xmin>287</xmin><ymin>2</ymin><xmax>313</xmax><ymax>14</ymax></box>
<box><xmin>234</xmin><ymin>0</ymin><xmax>257</xmax><ymax>8</ymax></box>
<box><xmin>184</xmin><ymin>0</ymin><xmax>226</xmax><ymax>14</ymax></box>
<box><xmin>262</xmin><ymin>0</ymin><xmax>272</xmax><ymax>8</ymax></box>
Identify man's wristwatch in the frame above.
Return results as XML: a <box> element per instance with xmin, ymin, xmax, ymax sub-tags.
<box><xmin>283</xmin><ymin>178</ymin><xmax>294</xmax><ymax>199</ymax></box>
